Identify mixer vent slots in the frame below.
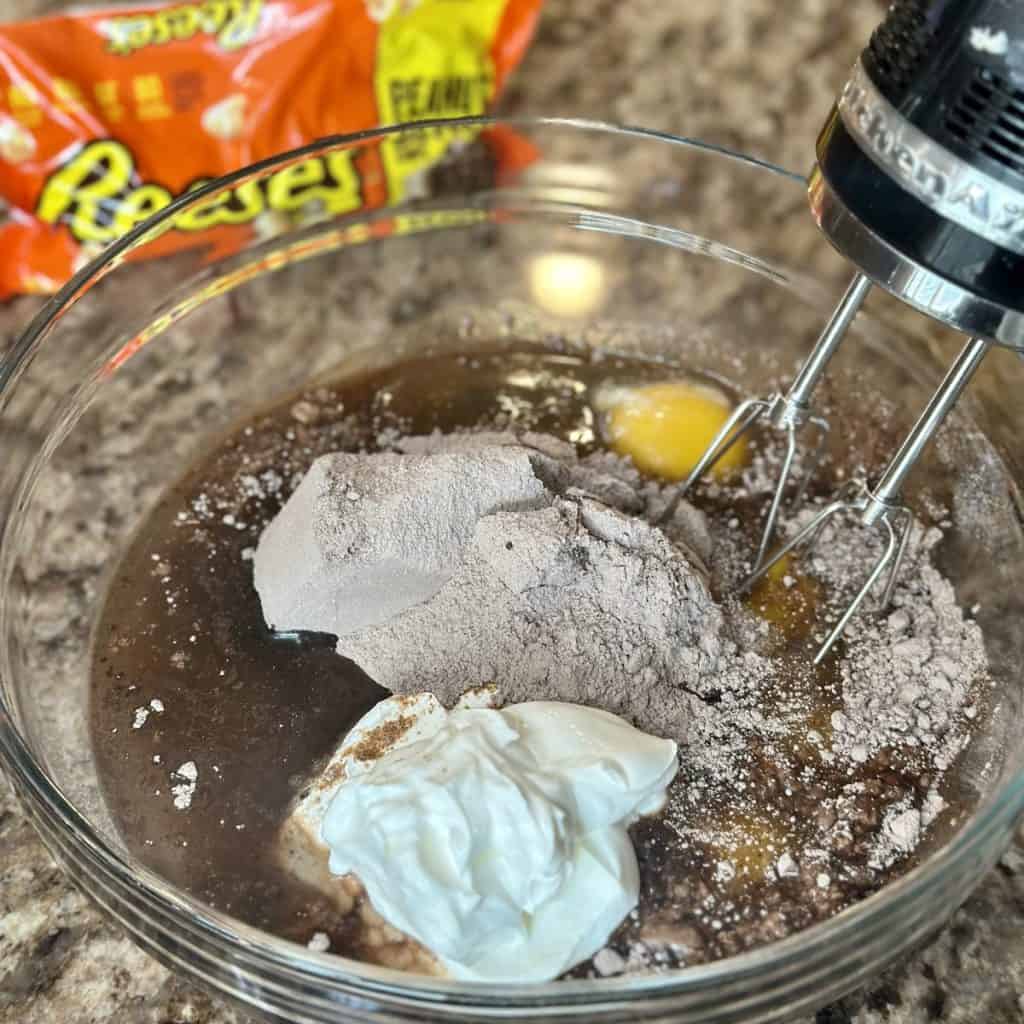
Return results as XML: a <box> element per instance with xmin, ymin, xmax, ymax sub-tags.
<box><xmin>946</xmin><ymin>67</ymin><xmax>1024</xmax><ymax>178</ymax></box>
<box><xmin>865</xmin><ymin>0</ymin><xmax>933</xmax><ymax>100</ymax></box>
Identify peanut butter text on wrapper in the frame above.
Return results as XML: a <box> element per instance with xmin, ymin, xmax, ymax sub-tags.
<box><xmin>0</xmin><ymin>0</ymin><xmax>542</xmax><ymax>299</ymax></box>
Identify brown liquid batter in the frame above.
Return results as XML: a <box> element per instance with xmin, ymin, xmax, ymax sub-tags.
<box><xmin>89</xmin><ymin>348</ymin><xmax>976</xmax><ymax>975</ymax></box>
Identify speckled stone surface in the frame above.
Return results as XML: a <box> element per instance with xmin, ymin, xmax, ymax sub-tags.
<box><xmin>3</xmin><ymin>1</ymin><xmax>1024</xmax><ymax>1022</ymax></box>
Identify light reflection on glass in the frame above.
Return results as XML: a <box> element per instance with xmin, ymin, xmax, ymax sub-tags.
<box><xmin>528</xmin><ymin>251</ymin><xmax>607</xmax><ymax>318</ymax></box>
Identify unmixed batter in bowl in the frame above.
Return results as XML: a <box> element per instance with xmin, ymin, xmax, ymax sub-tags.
<box><xmin>89</xmin><ymin>347</ymin><xmax>996</xmax><ymax>979</ymax></box>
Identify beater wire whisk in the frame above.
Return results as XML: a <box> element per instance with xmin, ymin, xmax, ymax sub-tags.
<box><xmin>660</xmin><ymin>273</ymin><xmax>872</xmax><ymax>570</ymax></box>
<box><xmin>743</xmin><ymin>334</ymin><xmax>993</xmax><ymax>665</ymax></box>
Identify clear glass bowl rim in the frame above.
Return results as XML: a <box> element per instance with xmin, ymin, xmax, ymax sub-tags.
<box><xmin>0</xmin><ymin>115</ymin><xmax>1022</xmax><ymax>1010</ymax></box>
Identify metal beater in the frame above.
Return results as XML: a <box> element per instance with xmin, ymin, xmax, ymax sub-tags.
<box><xmin>680</xmin><ymin>0</ymin><xmax>1024</xmax><ymax>661</ymax></box>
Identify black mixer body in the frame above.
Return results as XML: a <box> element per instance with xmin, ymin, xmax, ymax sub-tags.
<box><xmin>811</xmin><ymin>0</ymin><xmax>1024</xmax><ymax>349</ymax></box>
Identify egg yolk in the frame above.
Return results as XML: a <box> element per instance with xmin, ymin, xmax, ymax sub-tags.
<box><xmin>603</xmin><ymin>381</ymin><xmax>748</xmax><ymax>482</ymax></box>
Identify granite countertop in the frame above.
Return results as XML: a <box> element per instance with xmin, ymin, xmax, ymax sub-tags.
<box><xmin>3</xmin><ymin>1</ymin><xmax>1024</xmax><ymax>1022</ymax></box>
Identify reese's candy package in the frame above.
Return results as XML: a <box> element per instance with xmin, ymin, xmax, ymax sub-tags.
<box><xmin>0</xmin><ymin>0</ymin><xmax>542</xmax><ymax>298</ymax></box>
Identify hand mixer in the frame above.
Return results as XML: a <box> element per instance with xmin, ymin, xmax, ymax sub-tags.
<box><xmin>673</xmin><ymin>0</ymin><xmax>1024</xmax><ymax>663</ymax></box>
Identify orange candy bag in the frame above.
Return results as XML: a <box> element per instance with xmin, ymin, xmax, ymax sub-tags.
<box><xmin>0</xmin><ymin>0</ymin><xmax>542</xmax><ymax>298</ymax></box>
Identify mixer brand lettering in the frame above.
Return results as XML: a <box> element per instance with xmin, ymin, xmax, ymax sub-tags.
<box><xmin>840</xmin><ymin>60</ymin><xmax>1024</xmax><ymax>254</ymax></box>
<box><xmin>103</xmin><ymin>0</ymin><xmax>264</xmax><ymax>56</ymax></box>
<box><xmin>36</xmin><ymin>139</ymin><xmax>363</xmax><ymax>243</ymax></box>
<box><xmin>843</xmin><ymin>80</ymin><xmax>949</xmax><ymax>201</ymax></box>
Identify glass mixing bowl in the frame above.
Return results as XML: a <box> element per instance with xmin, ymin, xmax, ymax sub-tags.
<box><xmin>2</xmin><ymin>118</ymin><xmax>1024</xmax><ymax>1023</ymax></box>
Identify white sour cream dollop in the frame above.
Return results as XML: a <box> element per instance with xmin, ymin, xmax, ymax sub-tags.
<box><xmin>321</xmin><ymin>694</ymin><xmax>678</xmax><ymax>982</ymax></box>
